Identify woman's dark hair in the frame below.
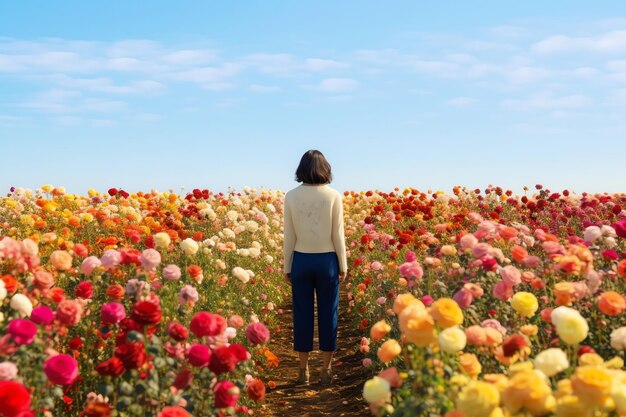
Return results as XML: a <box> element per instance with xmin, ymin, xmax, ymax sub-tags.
<box><xmin>295</xmin><ymin>150</ymin><xmax>333</xmax><ymax>184</ymax></box>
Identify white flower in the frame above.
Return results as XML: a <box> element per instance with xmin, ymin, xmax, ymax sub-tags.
<box><xmin>232</xmin><ymin>267</ymin><xmax>250</xmax><ymax>283</ymax></box>
<box><xmin>179</xmin><ymin>238</ymin><xmax>199</xmax><ymax>256</ymax></box>
<box><xmin>227</xmin><ymin>210</ymin><xmax>239</xmax><ymax>222</ymax></box>
<box><xmin>533</xmin><ymin>348</ymin><xmax>569</xmax><ymax>377</ymax></box>
<box><xmin>602</xmin><ymin>225</ymin><xmax>618</xmax><ymax>237</ymax></box>
<box><xmin>583</xmin><ymin>226</ymin><xmax>603</xmax><ymax>243</ymax></box>
<box><xmin>363</xmin><ymin>377</ymin><xmax>391</xmax><ymax>403</ymax></box>
<box><xmin>551</xmin><ymin>306</ymin><xmax>588</xmax><ymax>345</ymax></box>
<box><xmin>438</xmin><ymin>326</ymin><xmax>467</xmax><ymax>353</ymax></box>
<box><xmin>245</xmin><ymin>220</ymin><xmax>259</xmax><ymax>233</ymax></box>
<box><xmin>10</xmin><ymin>294</ymin><xmax>33</xmax><ymax>317</ymax></box>
<box><xmin>611</xmin><ymin>327</ymin><xmax>626</xmax><ymax>351</ymax></box>
<box><xmin>0</xmin><ymin>281</ymin><xmax>6</xmax><ymax>301</ymax></box>
<box><xmin>154</xmin><ymin>232</ymin><xmax>171</xmax><ymax>249</ymax></box>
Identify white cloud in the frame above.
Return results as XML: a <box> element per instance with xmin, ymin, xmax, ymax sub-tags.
<box><xmin>169</xmin><ymin>63</ymin><xmax>242</xmax><ymax>83</ymax></box>
<box><xmin>306</xmin><ymin>78</ymin><xmax>359</xmax><ymax>92</ymax></box>
<box><xmin>161</xmin><ymin>49</ymin><xmax>217</xmax><ymax>65</ymax></box>
<box><xmin>136</xmin><ymin>113</ymin><xmax>160</xmax><ymax>122</ymax></box>
<box><xmin>502</xmin><ymin>92</ymin><xmax>590</xmax><ymax>110</ymax></box>
<box><xmin>304</xmin><ymin>58</ymin><xmax>349</xmax><ymax>71</ymax></box>
<box><xmin>507</xmin><ymin>66</ymin><xmax>550</xmax><ymax>83</ymax></box>
<box><xmin>532</xmin><ymin>30</ymin><xmax>626</xmax><ymax>54</ymax></box>
<box><xmin>446</xmin><ymin>97</ymin><xmax>477</xmax><ymax>107</ymax></box>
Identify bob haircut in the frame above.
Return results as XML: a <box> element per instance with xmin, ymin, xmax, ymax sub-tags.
<box><xmin>295</xmin><ymin>150</ymin><xmax>333</xmax><ymax>184</ymax></box>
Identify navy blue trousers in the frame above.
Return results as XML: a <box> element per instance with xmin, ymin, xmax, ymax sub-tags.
<box><xmin>291</xmin><ymin>251</ymin><xmax>339</xmax><ymax>352</ymax></box>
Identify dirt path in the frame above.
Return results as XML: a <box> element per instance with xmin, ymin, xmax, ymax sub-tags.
<box><xmin>259</xmin><ymin>287</ymin><xmax>369</xmax><ymax>417</ymax></box>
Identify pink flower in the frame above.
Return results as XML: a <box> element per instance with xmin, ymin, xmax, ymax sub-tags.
<box><xmin>399</xmin><ymin>261</ymin><xmax>423</xmax><ymax>280</ymax></box>
<box><xmin>80</xmin><ymin>256</ymin><xmax>101</xmax><ymax>275</ymax></box>
<box><xmin>465</xmin><ymin>325</ymin><xmax>487</xmax><ymax>346</ymax></box>
<box><xmin>481</xmin><ymin>319</ymin><xmax>507</xmax><ymax>335</ymax></box>
<box><xmin>542</xmin><ymin>241</ymin><xmax>564</xmax><ymax>254</ymax></box>
<box><xmin>140</xmin><ymin>249</ymin><xmax>161</xmax><ymax>270</ymax></box>
<box><xmin>362</xmin><ymin>358</ymin><xmax>372</xmax><ymax>368</ymax></box>
<box><xmin>56</xmin><ymin>300</ymin><xmax>83</xmax><ymax>327</ymax></box>
<box><xmin>500</xmin><ymin>266</ymin><xmax>521</xmax><ymax>286</ymax></box>
<box><xmin>452</xmin><ymin>289</ymin><xmax>473</xmax><ymax>309</ymax></box>
<box><xmin>376</xmin><ymin>297</ymin><xmax>387</xmax><ymax>305</ymax></box>
<box><xmin>214</xmin><ymin>380</ymin><xmax>240</xmax><ymax>409</ymax></box>
<box><xmin>614</xmin><ymin>219</ymin><xmax>626</xmax><ymax>238</ymax></box>
<box><xmin>73</xmin><ymin>243</ymin><xmax>88</xmax><ymax>257</ymax></box>
<box><xmin>188</xmin><ymin>344</ymin><xmax>211</xmax><ymax>367</ymax></box>
<box><xmin>100</xmin><ymin>249</ymin><xmax>122</xmax><ymax>270</ymax></box>
<box><xmin>405</xmin><ymin>251</ymin><xmax>417</xmax><ymax>262</ymax></box>
<box><xmin>163</xmin><ymin>264</ymin><xmax>182</xmax><ymax>281</ymax></box>
<box><xmin>30</xmin><ymin>306</ymin><xmax>54</xmax><ymax>325</ymax></box>
<box><xmin>463</xmin><ymin>283</ymin><xmax>484</xmax><ymax>298</ymax></box>
<box><xmin>371</xmin><ymin>261</ymin><xmax>383</xmax><ymax>271</ymax></box>
<box><xmin>34</xmin><ymin>270</ymin><xmax>54</xmax><ymax>289</ymax></box>
<box><xmin>472</xmin><ymin>243</ymin><xmax>491</xmax><ymax>259</ymax></box>
<box><xmin>101</xmin><ymin>302</ymin><xmax>126</xmax><ymax>325</ymax></box>
<box><xmin>177</xmin><ymin>285</ymin><xmax>199</xmax><ymax>305</ymax></box>
<box><xmin>44</xmin><ymin>354</ymin><xmax>78</xmax><ymax>385</ymax></box>
<box><xmin>493</xmin><ymin>281</ymin><xmax>514</xmax><ymax>301</ymax></box>
<box><xmin>523</xmin><ymin>256</ymin><xmax>542</xmax><ymax>268</ymax></box>
<box><xmin>421</xmin><ymin>295</ymin><xmax>434</xmax><ymax>306</ymax></box>
<box><xmin>459</xmin><ymin>233</ymin><xmax>478</xmax><ymax>251</ymax></box>
<box><xmin>7</xmin><ymin>319</ymin><xmax>37</xmax><ymax>345</ymax></box>
<box><xmin>0</xmin><ymin>362</ymin><xmax>18</xmax><ymax>381</ymax></box>
<box><xmin>75</xmin><ymin>281</ymin><xmax>93</xmax><ymax>299</ymax></box>
<box><xmin>246</xmin><ymin>322</ymin><xmax>270</xmax><ymax>345</ymax></box>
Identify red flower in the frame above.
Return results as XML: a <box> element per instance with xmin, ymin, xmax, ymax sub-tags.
<box><xmin>119</xmin><ymin>248</ymin><xmax>141</xmax><ymax>266</ymax></box>
<box><xmin>95</xmin><ymin>357</ymin><xmax>125</xmax><ymax>377</ymax></box>
<box><xmin>115</xmin><ymin>342</ymin><xmax>147</xmax><ymax>369</ymax></box>
<box><xmin>614</xmin><ymin>219</ymin><xmax>626</xmax><ymax>239</ymax></box>
<box><xmin>131</xmin><ymin>301</ymin><xmax>162</xmax><ymax>325</ymax></box>
<box><xmin>209</xmin><ymin>346</ymin><xmax>238</xmax><ymax>375</ymax></box>
<box><xmin>0</xmin><ymin>380</ymin><xmax>32</xmax><ymax>417</ymax></box>
<box><xmin>105</xmin><ymin>284</ymin><xmax>125</xmax><ymax>300</ymax></box>
<box><xmin>75</xmin><ymin>281</ymin><xmax>93</xmax><ymax>299</ymax></box>
<box><xmin>246</xmin><ymin>378</ymin><xmax>266</xmax><ymax>402</ymax></box>
<box><xmin>80</xmin><ymin>402</ymin><xmax>112</xmax><ymax>417</ymax></box>
<box><xmin>167</xmin><ymin>322</ymin><xmax>189</xmax><ymax>341</ymax></box>
<box><xmin>107</xmin><ymin>188</ymin><xmax>118</xmax><ymax>196</ymax></box>
<box><xmin>157</xmin><ymin>406</ymin><xmax>189</xmax><ymax>417</ymax></box>
<box><xmin>188</xmin><ymin>344</ymin><xmax>211</xmax><ymax>367</ymax></box>
<box><xmin>502</xmin><ymin>334</ymin><xmax>528</xmax><ymax>357</ymax></box>
<box><xmin>214</xmin><ymin>381</ymin><xmax>240</xmax><ymax>408</ymax></box>
<box><xmin>228</xmin><ymin>344</ymin><xmax>250</xmax><ymax>362</ymax></box>
<box><xmin>187</xmin><ymin>264</ymin><xmax>202</xmax><ymax>278</ymax></box>
<box><xmin>69</xmin><ymin>337</ymin><xmax>83</xmax><ymax>351</ymax></box>
<box><xmin>172</xmin><ymin>368</ymin><xmax>193</xmax><ymax>390</ymax></box>
<box><xmin>578</xmin><ymin>345</ymin><xmax>596</xmax><ymax>356</ymax></box>
<box><xmin>189</xmin><ymin>312</ymin><xmax>226</xmax><ymax>338</ymax></box>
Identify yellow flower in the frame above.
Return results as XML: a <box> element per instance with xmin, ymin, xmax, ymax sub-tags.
<box><xmin>154</xmin><ymin>232</ymin><xmax>171</xmax><ymax>249</ymax></box>
<box><xmin>520</xmin><ymin>324</ymin><xmax>538</xmax><ymax>336</ymax></box>
<box><xmin>502</xmin><ymin>370</ymin><xmax>553</xmax><ymax>416</ymax></box>
<box><xmin>362</xmin><ymin>377</ymin><xmax>391</xmax><ymax>403</ymax></box>
<box><xmin>571</xmin><ymin>366</ymin><xmax>613</xmax><ymax>406</ymax></box>
<box><xmin>555</xmin><ymin>395</ymin><xmax>592</xmax><ymax>417</ymax></box>
<box><xmin>510</xmin><ymin>292</ymin><xmax>539</xmax><ymax>317</ymax></box>
<box><xmin>441</xmin><ymin>245</ymin><xmax>457</xmax><ymax>256</ymax></box>
<box><xmin>438</xmin><ymin>326</ymin><xmax>467</xmax><ymax>353</ymax></box>
<box><xmin>398</xmin><ymin>303</ymin><xmax>436</xmax><ymax>347</ymax></box>
<box><xmin>393</xmin><ymin>293</ymin><xmax>424</xmax><ymax>315</ymax></box>
<box><xmin>430</xmin><ymin>298</ymin><xmax>464</xmax><ymax>328</ymax></box>
<box><xmin>551</xmin><ymin>306</ymin><xmax>589</xmax><ymax>345</ymax></box>
<box><xmin>456</xmin><ymin>381</ymin><xmax>500</xmax><ymax>417</ymax></box>
<box><xmin>41</xmin><ymin>184</ymin><xmax>53</xmax><ymax>193</ymax></box>
<box><xmin>578</xmin><ymin>353</ymin><xmax>604</xmax><ymax>367</ymax></box>
<box><xmin>534</xmin><ymin>348</ymin><xmax>569</xmax><ymax>377</ymax></box>
<box><xmin>459</xmin><ymin>353</ymin><xmax>482</xmax><ymax>379</ymax></box>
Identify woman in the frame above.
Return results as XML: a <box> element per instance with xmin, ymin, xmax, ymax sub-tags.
<box><xmin>283</xmin><ymin>150</ymin><xmax>347</xmax><ymax>386</ymax></box>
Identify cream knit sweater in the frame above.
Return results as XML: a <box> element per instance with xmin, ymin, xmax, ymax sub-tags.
<box><xmin>283</xmin><ymin>184</ymin><xmax>347</xmax><ymax>274</ymax></box>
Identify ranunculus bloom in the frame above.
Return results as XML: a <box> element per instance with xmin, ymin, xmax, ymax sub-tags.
<box><xmin>509</xmin><ymin>292</ymin><xmax>539</xmax><ymax>317</ymax></box>
<box><xmin>75</xmin><ymin>281</ymin><xmax>93</xmax><ymax>299</ymax></box>
<box><xmin>188</xmin><ymin>344</ymin><xmax>211</xmax><ymax>367</ymax></box>
<box><xmin>100</xmin><ymin>249</ymin><xmax>122</xmax><ymax>270</ymax></box>
<box><xmin>493</xmin><ymin>281</ymin><xmax>513</xmax><ymax>301</ymax></box>
<box><xmin>167</xmin><ymin>321</ymin><xmax>189</xmax><ymax>341</ymax></box>
<box><xmin>50</xmin><ymin>250</ymin><xmax>73</xmax><ymax>271</ymax></box>
<box><xmin>399</xmin><ymin>261</ymin><xmax>423</xmax><ymax>280</ymax></box>
<box><xmin>456</xmin><ymin>381</ymin><xmax>500</xmax><ymax>417</ymax></box>
<box><xmin>106</xmin><ymin>284</ymin><xmax>125</xmax><ymax>300</ymax></box>
<box><xmin>7</xmin><ymin>319</ymin><xmax>37</xmax><ymax>345</ymax></box>
<box><xmin>80</xmin><ymin>256</ymin><xmax>101</xmax><ymax>275</ymax></box>
<box><xmin>598</xmin><ymin>291</ymin><xmax>626</xmax><ymax>316</ymax></box>
<box><xmin>247</xmin><ymin>378</ymin><xmax>266</xmax><ymax>401</ymax></box>
<box><xmin>44</xmin><ymin>354</ymin><xmax>78</xmax><ymax>385</ymax></box>
<box><xmin>0</xmin><ymin>380</ymin><xmax>32</xmax><ymax>417</ymax></box>
<box><xmin>131</xmin><ymin>300</ymin><xmax>162</xmax><ymax>325</ymax></box>
<box><xmin>158</xmin><ymin>406</ymin><xmax>190</xmax><ymax>417</ymax></box>
<box><xmin>430</xmin><ymin>298</ymin><xmax>463</xmax><ymax>328</ymax></box>
<box><xmin>614</xmin><ymin>219</ymin><xmax>626</xmax><ymax>239</ymax></box>
<box><xmin>190</xmin><ymin>312</ymin><xmax>227</xmax><ymax>338</ymax></box>
<box><xmin>214</xmin><ymin>380</ymin><xmax>240</xmax><ymax>409</ymax></box>
<box><xmin>228</xmin><ymin>315</ymin><xmax>244</xmax><ymax>328</ymax></box>
<box><xmin>30</xmin><ymin>306</ymin><xmax>54</xmax><ymax>325</ymax></box>
<box><xmin>163</xmin><ymin>264</ymin><xmax>182</xmax><ymax>281</ymax></box>
<box><xmin>180</xmin><ymin>238</ymin><xmax>199</xmax><ymax>256</ymax></box>
<box><xmin>551</xmin><ymin>306</ymin><xmax>589</xmax><ymax>345</ymax></box>
<box><xmin>209</xmin><ymin>345</ymin><xmax>238</xmax><ymax>375</ymax></box>
<box><xmin>177</xmin><ymin>285</ymin><xmax>198</xmax><ymax>306</ymax></box>
<box><xmin>139</xmin><ymin>248</ymin><xmax>161</xmax><ymax>270</ymax></box>
<box><xmin>500</xmin><ymin>265</ymin><xmax>521</xmax><ymax>286</ymax></box>
<box><xmin>95</xmin><ymin>357</ymin><xmax>125</xmax><ymax>377</ymax></box>
<box><xmin>571</xmin><ymin>366</ymin><xmax>612</xmax><ymax>406</ymax></box>
<box><xmin>452</xmin><ymin>289</ymin><xmax>473</xmax><ymax>309</ymax></box>
<box><xmin>363</xmin><ymin>376</ymin><xmax>391</xmax><ymax>403</ymax></box>
<box><xmin>101</xmin><ymin>302</ymin><xmax>126</xmax><ymax>325</ymax></box>
<box><xmin>154</xmin><ymin>232</ymin><xmax>171</xmax><ymax>249</ymax></box>
<box><xmin>56</xmin><ymin>299</ymin><xmax>83</xmax><ymax>327</ymax></box>
<box><xmin>33</xmin><ymin>270</ymin><xmax>54</xmax><ymax>289</ymax></box>
<box><xmin>73</xmin><ymin>243</ymin><xmax>88</xmax><ymax>257</ymax></box>
<box><xmin>115</xmin><ymin>342</ymin><xmax>147</xmax><ymax>369</ymax></box>
<box><xmin>438</xmin><ymin>326</ymin><xmax>467</xmax><ymax>353</ymax></box>
<box><xmin>459</xmin><ymin>353</ymin><xmax>482</xmax><ymax>379</ymax></box>
<box><xmin>10</xmin><ymin>294</ymin><xmax>33</xmax><ymax>317</ymax></box>
<box><xmin>0</xmin><ymin>362</ymin><xmax>18</xmax><ymax>381</ymax></box>
<box><xmin>172</xmin><ymin>368</ymin><xmax>193</xmax><ymax>390</ymax></box>
<box><xmin>502</xmin><ymin>334</ymin><xmax>529</xmax><ymax>357</ymax></box>
<box><xmin>534</xmin><ymin>348</ymin><xmax>569</xmax><ymax>377</ymax></box>
<box><xmin>246</xmin><ymin>322</ymin><xmax>270</xmax><ymax>345</ymax></box>
<box><xmin>232</xmin><ymin>267</ymin><xmax>251</xmax><ymax>283</ymax></box>
<box><xmin>377</xmin><ymin>339</ymin><xmax>401</xmax><ymax>363</ymax></box>
<box><xmin>370</xmin><ymin>320</ymin><xmax>391</xmax><ymax>342</ymax></box>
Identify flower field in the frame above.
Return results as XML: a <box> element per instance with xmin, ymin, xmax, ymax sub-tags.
<box><xmin>1</xmin><ymin>184</ymin><xmax>626</xmax><ymax>417</ymax></box>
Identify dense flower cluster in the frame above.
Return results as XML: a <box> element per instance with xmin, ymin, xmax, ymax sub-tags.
<box><xmin>0</xmin><ymin>185</ymin><xmax>281</xmax><ymax>416</ymax></box>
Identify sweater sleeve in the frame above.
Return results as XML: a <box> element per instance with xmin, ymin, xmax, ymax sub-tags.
<box><xmin>283</xmin><ymin>196</ymin><xmax>296</xmax><ymax>274</ymax></box>
<box><xmin>331</xmin><ymin>193</ymin><xmax>348</xmax><ymax>274</ymax></box>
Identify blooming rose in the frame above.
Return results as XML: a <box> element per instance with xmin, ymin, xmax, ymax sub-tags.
<box><xmin>7</xmin><ymin>319</ymin><xmax>37</xmax><ymax>345</ymax></box>
<box><xmin>101</xmin><ymin>302</ymin><xmax>126</xmax><ymax>325</ymax></box>
<box><xmin>190</xmin><ymin>312</ymin><xmax>227</xmax><ymax>338</ymax></box>
<box><xmin>209</xmin><ymin>346</ymin><xmax>238</xmax><ymax>375</ymax></box>
<box><xmin>56</xmin><ymin>299</ymin><xmax>83</xmax><ymax>327</ymax></box>
<box><xmin>534</xmin><ymin>348</ymin><xmax>569</xmax><ymax>377</ymax></box>
<box><xmin>44</xmin><ymin>354</ymin><xmax>78</xmax><ymax>385</ymax></box>
<box><xmin>30</xmin><ymin>306</ymin><xmax>54</xmax><ymax>325</ymax></box>
<box><xmin>95</xmin><ymin>357</ymin><xmax>125</xmax><ymax>377</ymax></box>
<box><xmin>214</xmin><ymin>380</ymin><xmax>240</xmax><ymax>408</ymax></box>
<box><xmin>246</xmin><ymin>322</ymin><xmax>270</xmax><ymax>345</ymax></box>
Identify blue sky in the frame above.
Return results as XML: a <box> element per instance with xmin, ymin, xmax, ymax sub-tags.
<box><xmin>1</xmin><ymin>1</ymin><xmax>626</xmax><ymax>194</ymax></box>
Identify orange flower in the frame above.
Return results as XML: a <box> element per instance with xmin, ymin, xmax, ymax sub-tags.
<box><xmin>263</xmin><ymin>349</ymin><xmax>279</xmax><ymax>368</ymax></box>
<box><xmin>598</xmin><ymin>291</ymin><xmax>626</xmax><ymax>316</ymax></box>
<box><xmin>510</xmin><ymin>245</ymin><xmax>528</xmax><ymax>264</ymax></box>
<box><xmin>49</xmin><ymin>250</ymin><xmax>73</xmax><ymax>271</ymax></box>
<box><xmin>618</xmin><ymin>260</ymin><xmax>626</xmax><ymax>278</ymax></box>
<box><xmin>370</xmin><ymin>320</ymin><xmax>391</xmax><ymax>342</ymax></box>
<box><xmin>377</xmin><ymin>339</ymin><xmax>401</xmax><ymax>363</ymax></box>
<box><xmin>554</xmin><ymin>282</ymin><xmax>575</xmax><ymax>306</ymax></box>
<box><xmin>459</xmin><ymin>353</ymin><xmax>482</xmax><ymax>379</ymax></box>
<box><xmin>1</xmin><ymin>274</ymin><xmax>18</xmax><ymax>294</ymax></box>
<box><xmin>430</xmin><ymin>298</ymin><xmax>463</xmax><ymax>328</ymax></box>
<box><xmin>499</xmin><ymin>227</ymin><xmax>518</xmax><ymax>240</ymax></box>
<box><xmin>267</xmin><ymin>381</ymin><xmax>277</xmax><ymax>389</ymax></box>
